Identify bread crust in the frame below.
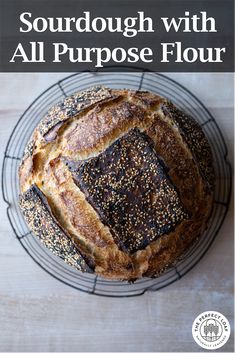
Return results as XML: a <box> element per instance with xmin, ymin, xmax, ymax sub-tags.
<box><xmin>19</xmin><ymin>184</ymin><xmax>94</xmax><ymax>272</ymax></box>
<box><xmin>19</xmin><ymin>86</ymin><xmax>214</xmax><ymax>281</ymax></box>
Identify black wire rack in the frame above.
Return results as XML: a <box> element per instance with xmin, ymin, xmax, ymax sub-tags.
<box><xmin>2</xmin><ymin>69</ymin><xmax>232</xmax><ymax>297</ymax></box>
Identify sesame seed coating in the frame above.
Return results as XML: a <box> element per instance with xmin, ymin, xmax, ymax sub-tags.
<box><xmin>19</xmin><ymin>184</ymin><xmax>93</xmax><ymax>273</ymax></box>
<box><xmin>22</xmin><ymin>139</ymin><xmax>35</xmax><ymax>159</ymax></box>
<box><xmin>68</xmin><ymin>128</ymin><xmax>188</xmax><ymax>254</ymax></box>
<box><xmin>162</xmin><ymin>102</ymin><xmax>215</xmax><ymax>190</ymax></box>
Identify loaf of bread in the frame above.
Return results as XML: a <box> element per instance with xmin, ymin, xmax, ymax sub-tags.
<box><xmin>19</xmin><ymin>86</ymin><xmax>215</xmax><ymax>281</ymax></box>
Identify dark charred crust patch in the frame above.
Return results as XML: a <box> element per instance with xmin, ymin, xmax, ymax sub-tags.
<box><xmin>38</xmin><ymin>86</ymin><xmax>113</xmax><ymax>138</ymax></box>
<box><xmin>68</xmin><ymin>128</ymin><xmax>188</xmax><ymax>254</ymax></box>
<box><xmin>162</xmin><ymin>102</ymin><xmax>215</xmax><ymax>189</ymax></box>
<box><xmin>19</xmin><ymin>185</ymin><xmax>94</xmax><ymax>272</ymax></box>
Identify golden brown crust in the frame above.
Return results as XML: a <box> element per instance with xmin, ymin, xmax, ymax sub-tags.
<box><xmin>62</xmin><ymin>99</ymin><xmax>146</xmax><ymax>156</ymax></box>
<box><xmin>39</xmin><ymin>86</ymin><xmax>113</xmax><ymax>138</ymax></box>
<box><xmin>19</xmin><ymin>86</ymin><xmax>214</xmax><ymax>281</ymax></box>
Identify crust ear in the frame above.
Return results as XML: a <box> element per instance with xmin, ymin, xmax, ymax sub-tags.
<box><xmin>38</xmin><ymin>86</ymin><xmax>113</xmax><ymax>139</ymax></box>
<box><xmin>19</xmin><ymin>184</ymin><xmax>94</xmax><ymax>273</ymax></box>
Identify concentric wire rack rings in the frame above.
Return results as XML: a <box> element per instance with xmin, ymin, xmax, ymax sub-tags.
<box><xmin>2</xmin><ymin>70</ymin><xmax>232</xmax><ymax>297</ymax></box>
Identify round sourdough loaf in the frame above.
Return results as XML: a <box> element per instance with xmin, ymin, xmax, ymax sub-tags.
<box><xmin>19</xmin><ymin>86</ymin><xmax>215</xmax><ymax>281</ymax></box>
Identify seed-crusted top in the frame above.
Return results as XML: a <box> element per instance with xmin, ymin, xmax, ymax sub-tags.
<box><xmin>68</xmin><ymin>128</ymin><xmax>188</xmax><ymax>253</ymax></box>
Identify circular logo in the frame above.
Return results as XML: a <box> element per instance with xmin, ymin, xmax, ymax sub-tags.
<box><xmin>192</xmin><ymin>311</ymin><xmax>230</xmax><ymax>350</ymax></box>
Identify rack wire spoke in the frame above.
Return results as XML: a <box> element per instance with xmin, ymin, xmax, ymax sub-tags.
<box><xmin>2</xmin><ymin>69</ymin><xmax>232</xmax><ymax>297</ymax></box>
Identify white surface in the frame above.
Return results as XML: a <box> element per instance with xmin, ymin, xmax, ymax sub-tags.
<box><xmin>0</xmin><ymin>73</ymin><xmax>234</xmax><ymax>352</ymax></box>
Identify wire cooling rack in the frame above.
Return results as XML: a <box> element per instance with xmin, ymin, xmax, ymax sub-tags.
<box><xmin>2</xmin><ymin>69</ymin><xmax>232</xmax><ymax>297</ymax></box>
